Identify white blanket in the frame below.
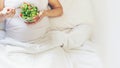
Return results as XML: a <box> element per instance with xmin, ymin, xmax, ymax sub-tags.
<box><xmin>0</xmin><ymin>25</ymin><xmax>103</xmax><ymax>68</ymax></box>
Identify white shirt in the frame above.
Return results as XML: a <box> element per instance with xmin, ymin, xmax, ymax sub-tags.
<box><xmin>4</xmin><ymin>0</ymin><xmax>50</xmax><ymax>42</ymax></box>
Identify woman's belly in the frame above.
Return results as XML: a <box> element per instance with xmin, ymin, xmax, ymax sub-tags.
<box><xmin>5</xmin><ymin>17</ymin><xmax>50</xmax><ymax>42</ymax></box>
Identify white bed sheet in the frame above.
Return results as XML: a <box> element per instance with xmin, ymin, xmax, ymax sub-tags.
<box><xmin>0</xmin><ymin>25</ymin><xmax>103</xmax><ymax>68</ymax></box>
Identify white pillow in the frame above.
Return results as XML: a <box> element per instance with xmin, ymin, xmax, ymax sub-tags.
<box><xmin>66</xmin><ymin>24</ymin><xmax>92</xmax><ymax>49</ymax></box>
<box><xmin>49</xmin><ymin>24</ymin><xmax>92</xmax><ymax>50</ymax></box>
<box><xmin>49</xmin><ymin>0</ymin><xmax>95</xmax><ymax>30</ymax></box>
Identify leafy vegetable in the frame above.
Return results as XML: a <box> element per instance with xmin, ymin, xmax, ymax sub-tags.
<box><xmin>20</xmin><ymin>3</ymin><xmax>39</xmax><ymax>23</ymax></box>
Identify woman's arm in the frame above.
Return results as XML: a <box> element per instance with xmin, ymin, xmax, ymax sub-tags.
<box><xmin>0</xmin><ymin>0</ymin><xmax>4</xmax><ymax>22</ymax></box>
<box><xmin>44</xmin><ymin>0</ymin><xmax>63</xmax><ymax>17</ymax></box>
<box><xmin>0</xmin><ymin>0</ymin><xmax>4</xmax><ymax>11</ymax></box>
<box><xmin>28</xmin><ymin>0</ymin><xmax>63</xmax><ymax>24</ymax></box>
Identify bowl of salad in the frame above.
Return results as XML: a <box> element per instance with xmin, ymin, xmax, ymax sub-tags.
<box><xmin>20</xmin><ymin>3</ymin><xmax>39</xmax><ymax>23</ymax></box>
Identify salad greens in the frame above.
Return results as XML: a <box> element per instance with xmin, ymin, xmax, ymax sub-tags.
<box><xmin>20</xmin><ymin>3</ymin><xmax>39</xmax><ymax>23</ymax></box>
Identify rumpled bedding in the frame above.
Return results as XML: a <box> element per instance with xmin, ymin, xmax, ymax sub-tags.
<box><xmin>0</xmin><ymin>24</ymin><xmax>103</xmax><ymax>68</ymax></box>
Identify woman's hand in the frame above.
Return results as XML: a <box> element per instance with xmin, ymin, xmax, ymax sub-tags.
<box><xmin>0</xmin><ymin>8</ymin><xmax>16</xmax><ymax>22</ymax></box>
<box><xmin>5</xmin><ymin>8</ymin><xmax>16</xmax><ymax>18</ymax></box>
<box><xmin>34</xmin><ymin>11</ymin><xmax>45</xmax><ymax>23</ymax></box>
<box><xmin>26</xmin><ymin>10</ymin><xmax>45</xmax><ymax>24</ymax></box>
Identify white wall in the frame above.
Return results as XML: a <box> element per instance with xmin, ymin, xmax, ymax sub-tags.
<box><xmin>91</xmin><ymin>0</ymin><xmax>107</xmax><ymax>67</ymax></box>
<box><xmin>107</xmin><ymin>0</ymin><xmax>120</xmax><ymax>68</ymax></box>
<box><xmin>91</xmin><ymin>0</ymin><xmax>120</xmax><ymax>68</ymax></box>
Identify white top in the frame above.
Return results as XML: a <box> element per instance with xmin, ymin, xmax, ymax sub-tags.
<box><xmin>4</xmin><ymin>0</ymin><xmax>50</xmax><ymax>42</ymax></box>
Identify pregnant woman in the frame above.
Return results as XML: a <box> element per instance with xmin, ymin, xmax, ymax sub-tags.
<box><xmin>0</xmin><ymin>0</ymin><xmax>71</xmax><ymax>68</ymax></box>
<box><xmin>4</xmin><ymin>0</ymin><xmax>63</xmax><ymax>42</ymax></box>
